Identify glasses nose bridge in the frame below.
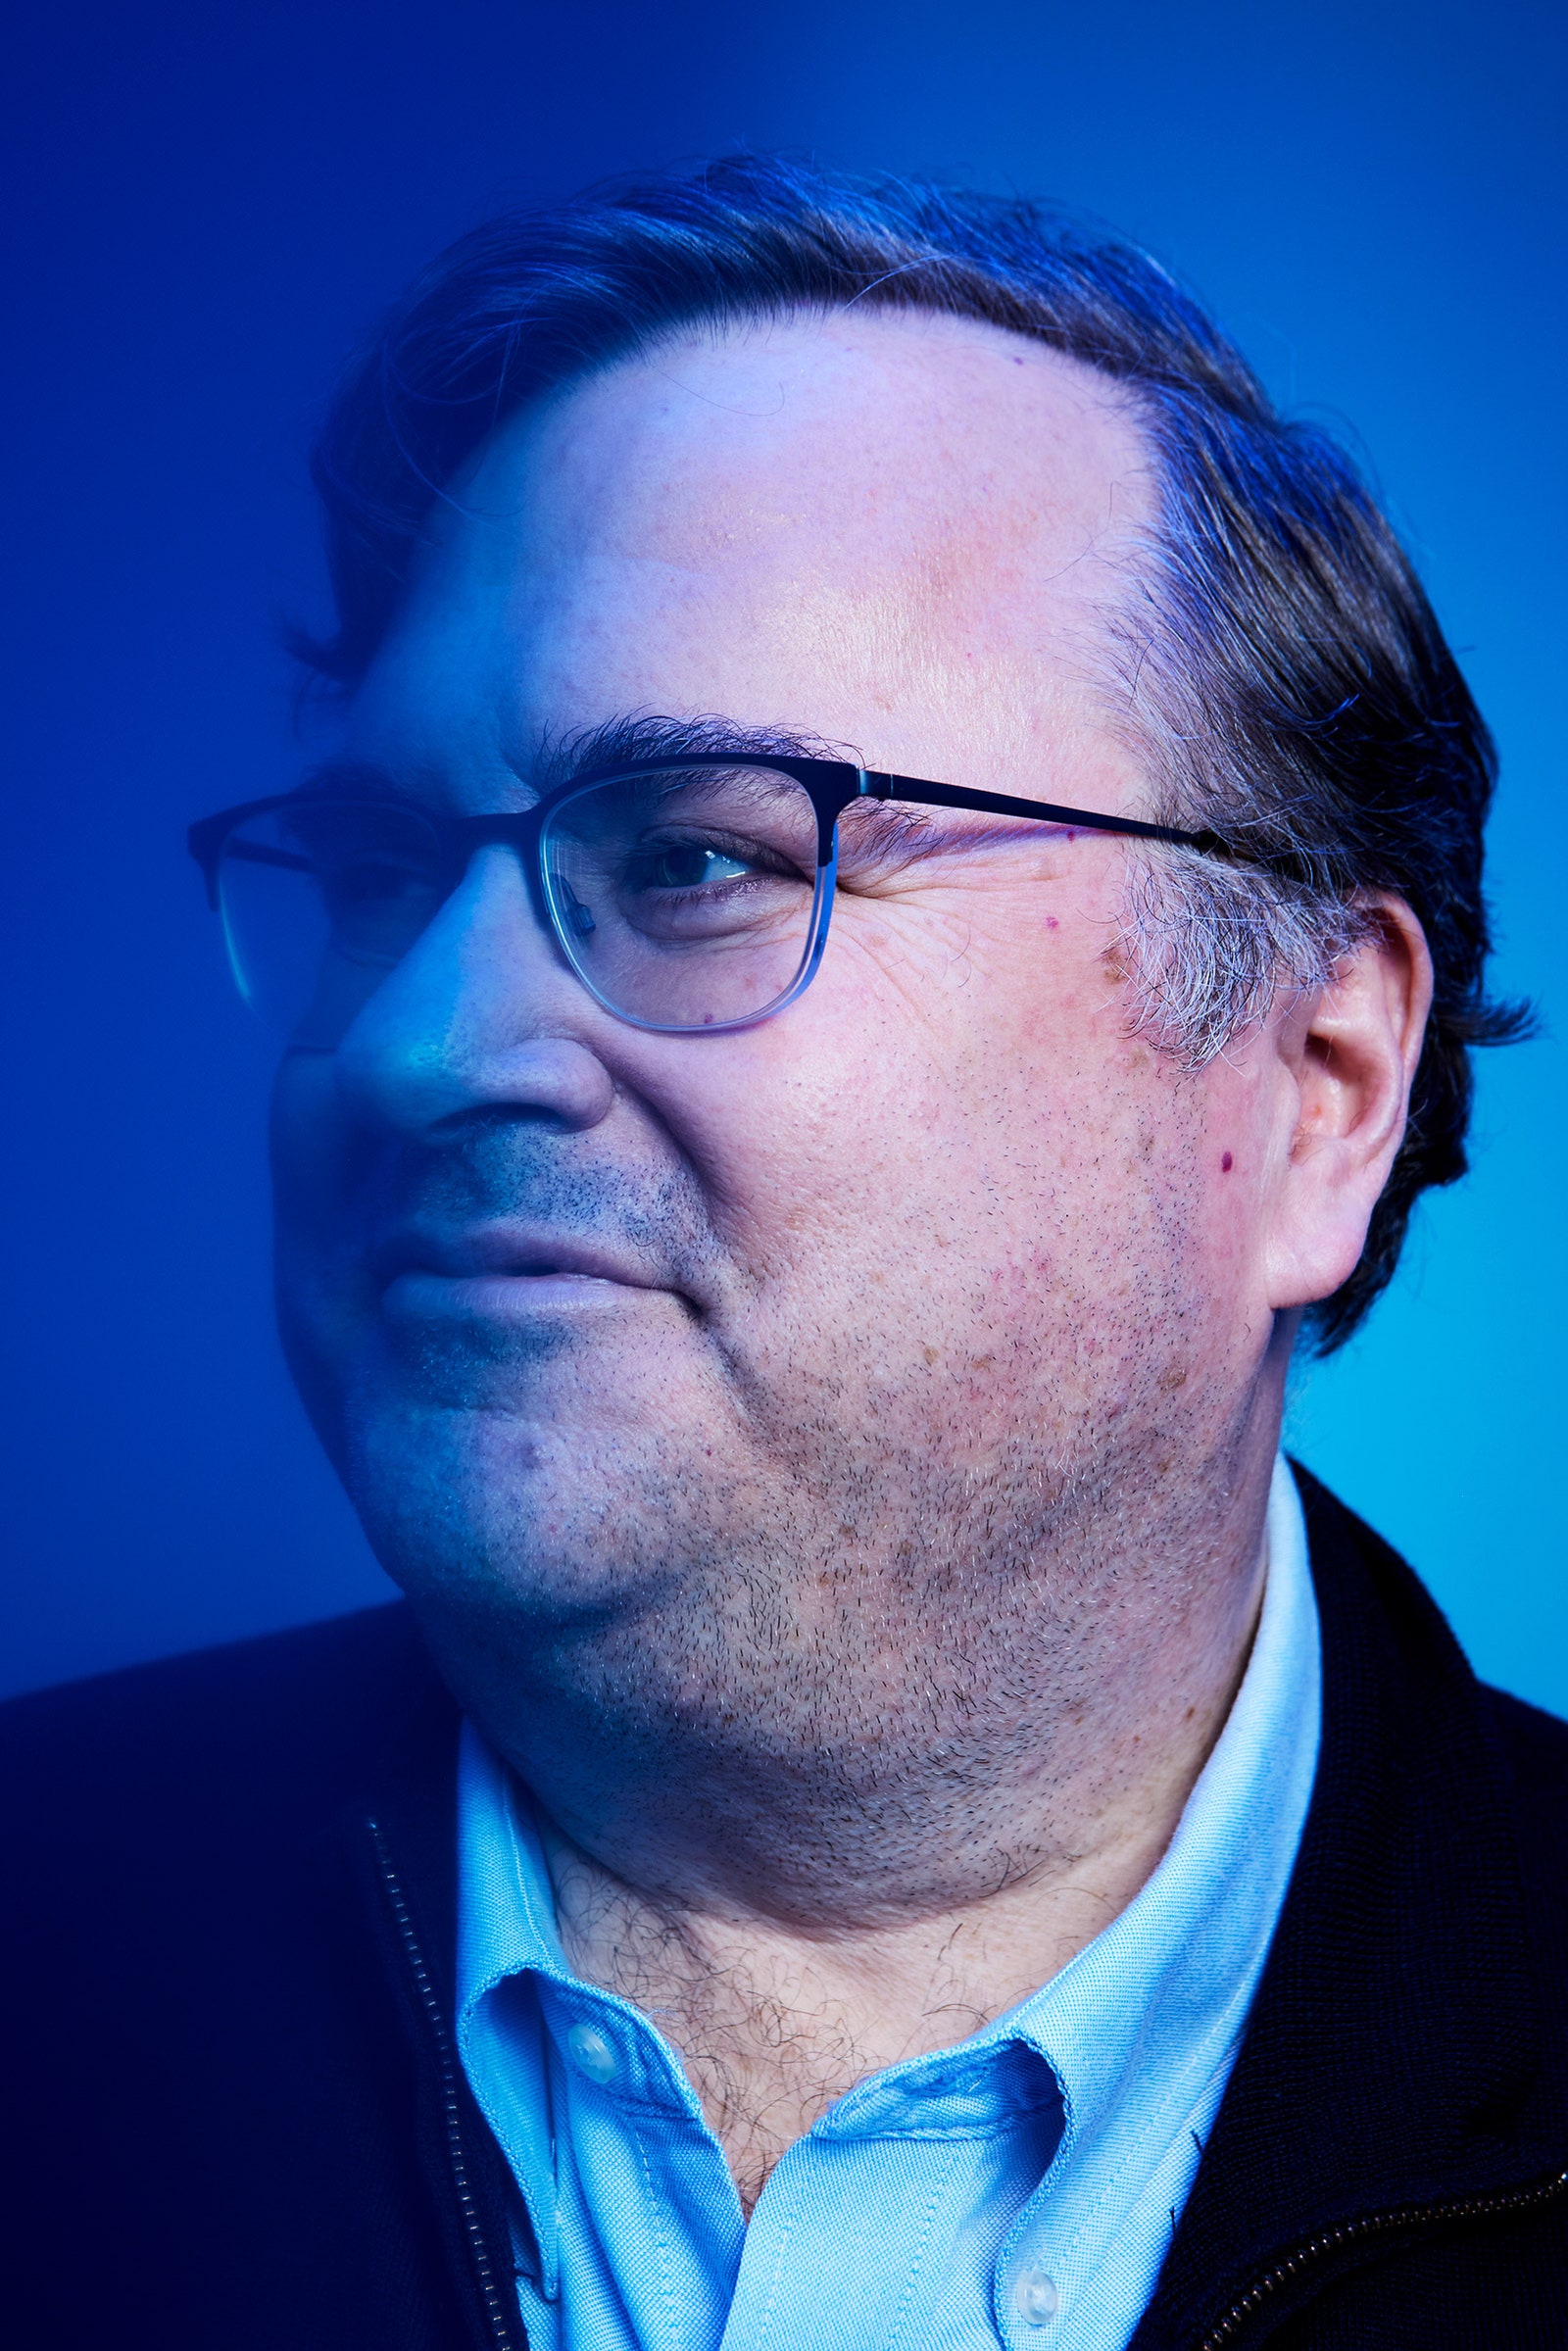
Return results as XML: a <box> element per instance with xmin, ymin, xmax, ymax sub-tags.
<box><xmin>448</xmin><ymin>806</ymin><xmax>542</xmax><ymax>860</ymax></box>
<box><xmin>444</xmin><ymin>808</ymin><xmax>551</xmax><ymax>923</ymax></box>
<box><xmin>369</xmin><ymin>826</ymin><xmax>577</xmax><ymax>1059</ymax></box>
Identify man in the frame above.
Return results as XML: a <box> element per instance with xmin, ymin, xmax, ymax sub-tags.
<box><xmin>2</xmin><ymin>156</ymin><xmax>1563</xmax><ymax>2348</ymax></box>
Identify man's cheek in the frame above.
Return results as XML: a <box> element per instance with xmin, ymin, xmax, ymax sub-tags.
<box><xmin>269</xmin><ymin>1055</ymin><xmax>351</xmax><ymax>1237</ymax></box>
<box><xmin>269</xmin><ymin>1059</ymin><xmax>377</xmax><ymax>1449</ymax></box>
<box><xmin>268</xmin><ymin>1054</ymin><xmax>395</xmax><ymax>1335</ymax></box>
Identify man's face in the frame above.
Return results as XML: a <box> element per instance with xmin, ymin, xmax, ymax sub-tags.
<box><xmin>273</xmin><ymin>313</ymin><xmax>1283</xmax><ymax>1832</ymax></box>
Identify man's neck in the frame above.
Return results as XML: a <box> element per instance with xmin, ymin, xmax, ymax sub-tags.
<box><xmin>429</xmin><ymin>1420</ymin><xmax>1282</xmax><ymax>2212</ymax></box>
<box><xmin>536</xmin><ymin>1768</ymin><xmax>1243</xmax><ymax>2214</ymax></box>
<box><xmin>521</xmin><ymin>1533</ymin><xmax>1267</xmax><ymax>2213</ymax></box>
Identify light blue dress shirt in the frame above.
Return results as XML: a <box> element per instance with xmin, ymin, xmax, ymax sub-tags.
<box><xmin>457</xmin><ymin>1454</ymin><xmax>1320</xmax><ymax>2351</ymax></box>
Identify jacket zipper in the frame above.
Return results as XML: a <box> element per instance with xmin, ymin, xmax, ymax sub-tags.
<box><xmin>367</xmin><ymin>1816</ymin><xmax>521</xmax><ymax>2351</ymax></box>
<box><xmin>1197</xmin><ymin>2167</ymin><xmax>1568</xmax><ymax>2348</ymax></box>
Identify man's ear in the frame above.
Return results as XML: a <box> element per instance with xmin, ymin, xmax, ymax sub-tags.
<box><xmin>1264</xmin><ymin>895</ymin><xmax>1434</xmax><ymax>1313</ymax></box>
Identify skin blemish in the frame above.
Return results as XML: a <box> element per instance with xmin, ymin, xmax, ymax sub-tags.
<box><xmin>1046</xmin><ymin>914</ymin><xmax>1059</xmax><ymax>931</ymax></box>
<box><xmin>1221</xmin><ymin>1151</ymin><xmax>1234</xmax><ymax>1172</ymax></box>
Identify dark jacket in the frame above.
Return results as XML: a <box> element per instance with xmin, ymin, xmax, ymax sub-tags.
<box><xmin>2</xmin><ymin>1466</ymin><xmax>1565</xmax><ymax>2347</ymax></box>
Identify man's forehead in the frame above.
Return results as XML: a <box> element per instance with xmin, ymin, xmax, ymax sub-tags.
<box><xmin>345</xmin><ymin>309</ymin><xmax>1153</xmax><ymax>793</ymax></box>
<box><xmin>456</xmin><ymin>311</ymin><xmax>1149</xmax><ymax>585</ymax></box>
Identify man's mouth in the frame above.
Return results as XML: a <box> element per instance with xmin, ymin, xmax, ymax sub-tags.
<box><xmin>371</xmin><ymin>1223</ymin><xmax>671</xmax><ymax>1319</ymax></box>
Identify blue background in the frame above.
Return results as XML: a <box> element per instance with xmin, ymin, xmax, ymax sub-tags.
<box><xmin>3</xmin><ymin>0</ymin><xmax>1563</xmax><ymax>1707</ymax></box>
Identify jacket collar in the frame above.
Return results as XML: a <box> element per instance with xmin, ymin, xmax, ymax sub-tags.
<box><xmin>1132</xmin><ymin>1462</ymin><xmax>1561</xmax><ymax>2347</ymax></box>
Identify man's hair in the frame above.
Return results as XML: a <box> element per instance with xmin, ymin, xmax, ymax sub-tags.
<box><xmin>298</xmin><ymin>153</ymin><xmax>1526</xmax><ymax>1350</ymax></box>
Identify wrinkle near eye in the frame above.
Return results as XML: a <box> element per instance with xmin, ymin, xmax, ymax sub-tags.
<box><xmin>834</xmin><ymin>804</ymin><xmax>1077</xmax><ymax>891</ymax></box>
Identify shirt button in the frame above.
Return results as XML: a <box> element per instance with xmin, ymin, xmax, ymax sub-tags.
<box><xmin>1012</xmin><ymin>2265</ymin><xmax>1060</xmax><ymax>2328</ymax></box>
<box><xmin>565</xmin><ymin>2022</ymin><xmax>618</xmax><ymax>2084</ymax></box>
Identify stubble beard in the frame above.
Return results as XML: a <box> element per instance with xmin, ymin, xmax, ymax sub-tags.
<box><xmin>281</xmin><ymin>1097</ymin><xmax>1269</xmax><ymax>1925</ymax></box>
<box><xmin>336</xmin><ymin>1275</ymin><xmax>1264</xmax><ymax>1930</ymax></box>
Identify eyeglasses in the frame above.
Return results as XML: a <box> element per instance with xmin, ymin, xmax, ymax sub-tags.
<box><xmin>188</xmin><ymin>755</ymin><xmax>1230</xmax><ymax>1042</ymax></box>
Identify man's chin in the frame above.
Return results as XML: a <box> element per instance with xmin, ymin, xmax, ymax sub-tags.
<box><xmin>336</xmin><ymin>1393</ymin><xmax>696</xmax><ymax>1623</ymax></box>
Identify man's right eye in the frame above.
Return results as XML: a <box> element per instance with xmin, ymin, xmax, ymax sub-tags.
<box><xmin>638</xmin><ymin>844</ymin><xmax>755</xmax><ymax>891</ymax></box>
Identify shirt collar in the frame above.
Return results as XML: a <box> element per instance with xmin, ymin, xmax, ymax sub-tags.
<box><xmin>995</xmin><ymin>1452</ymin><xmax>1321</xmax><ymax>2257</ymax></box>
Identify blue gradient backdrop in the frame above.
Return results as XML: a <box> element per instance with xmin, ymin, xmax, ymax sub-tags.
<box><xmin>3</xmin><ymin>0</ymin><xmax>1563</xmax><ymax>1705</ymax></box>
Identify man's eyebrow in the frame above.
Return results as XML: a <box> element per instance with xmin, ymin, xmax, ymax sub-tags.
<box><xmin>534</xmin><ymin>712</ymin><xmax>850</xmax><ymax>791</ymax></box>
<box><xmin>296</xmin><ymin>720</ymin><xmax>853</xmax><ymax>806</ymax></box>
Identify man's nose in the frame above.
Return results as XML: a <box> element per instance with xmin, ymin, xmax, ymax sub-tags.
<box><xmin>330</xmin><ymin>845</ymin><xmax>616</xmax><ymax>1135</ymax></box>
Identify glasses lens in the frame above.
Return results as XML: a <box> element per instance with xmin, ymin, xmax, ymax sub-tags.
<box><xmin>540</xmin><ymin>764</ymin><xmax>827</xmax><ymax>1031</ymax></box>
<box><xmin>217</xmin><ymin>799</ymin><xmax>448</xmax><ymax>1041</ymax></box>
